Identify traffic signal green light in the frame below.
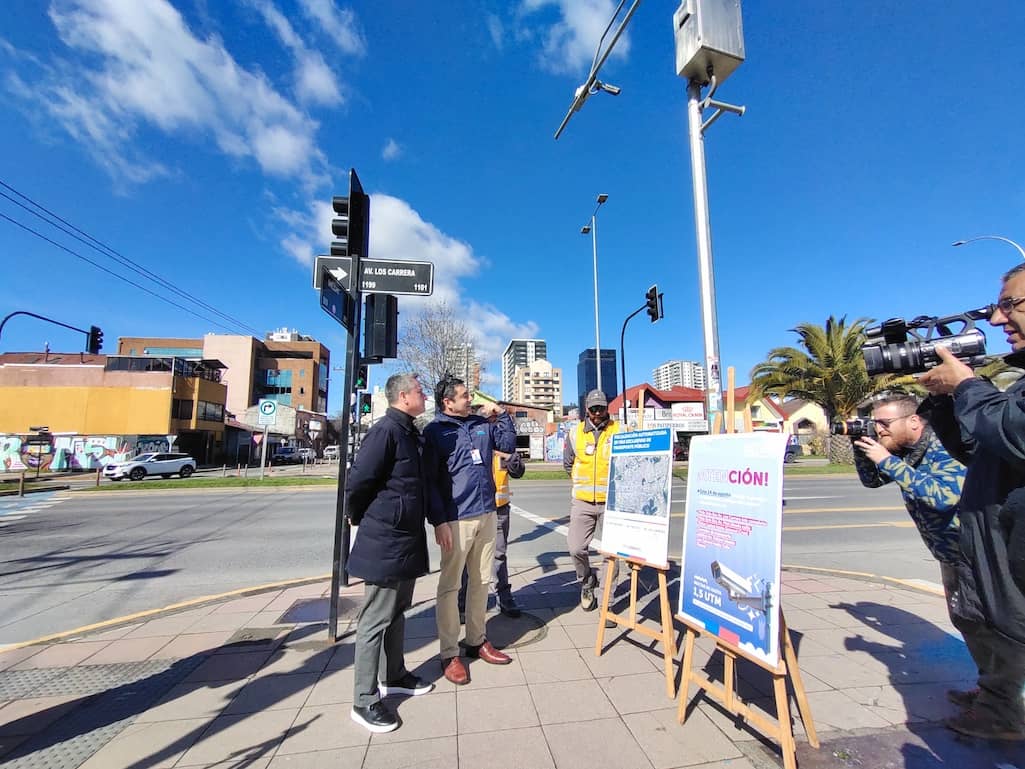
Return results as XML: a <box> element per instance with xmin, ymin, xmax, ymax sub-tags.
<box><xmin>360</xmin><ymin>393</ymin><xmax>372</xmax><ymax>414</ymax></box>
<box><xmin>355</xmin><ymin>364</ymin><xmax>368</xmax><ymax>390</ymax></box>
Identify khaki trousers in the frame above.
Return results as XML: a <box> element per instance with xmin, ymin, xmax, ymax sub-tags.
<box><xmin>437</xmin><ymin>512</ymin><xmax>497</xmax><ymax>660</ymax></box>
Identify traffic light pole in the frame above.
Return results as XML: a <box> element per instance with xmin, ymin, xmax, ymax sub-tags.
<box><xmin>619</xmin><ymin>303</ymin><xmax>646</xmax><ymax>421</ymax></box>
<box><xmin>0</xmin><ymin>311</ymin><xmax>99</xmax><ymax>352</ymax></box>
<box><xmin>329</xmin><ymin>251</ymin><xmax>362</xmax><ymax>640</ymax></box>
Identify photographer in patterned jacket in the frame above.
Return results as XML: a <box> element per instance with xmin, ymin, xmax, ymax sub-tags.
<box><xmin>852</xmin><ymin>395</ymin><xmax>966</xmax><ymax>611</ymax></box>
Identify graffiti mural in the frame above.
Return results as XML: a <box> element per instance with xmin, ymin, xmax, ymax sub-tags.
<box><xmin>0</xmin><ymin>434</ymin><xmax>174</xmax><ymax>472</ymax></box>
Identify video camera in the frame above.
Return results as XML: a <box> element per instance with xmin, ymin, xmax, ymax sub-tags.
<box><xmin>861</xmin><ymin>306</ymin><xmax>993</xmax><ymax>376</ymax></box>
<box><xmin>831</xmin><ymin>419</ymin><xmax>875</xmax><ymax>439</ymax></box>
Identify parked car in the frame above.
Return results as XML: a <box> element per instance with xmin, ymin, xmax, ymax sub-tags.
<box><xmin>271</xmin><ymin>446</ymin><xmax>301</xmax><ymax>465</ymax></box>
<box><xmin>784</xmin><ymin>435</ymin><xmax>800</xmax><ymax>464</ymax></box>
<box><xmin>297</xmin><ymin>447</ymin><xmax>315</xmax><ymax>462</ymax></box>
<box><xmin>103</xmin><ymin>452</ymin><xmax>196</xmax><ymax>481</ymax></box>
<box><xmin>323</xmin><ymin>445</ymin><xmax>340</xmax><ymax>460</ymax></box>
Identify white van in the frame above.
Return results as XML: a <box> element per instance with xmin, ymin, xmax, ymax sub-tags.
<box><xmin>323</xmin><ymin>445</ymin><xmax>340</xmax><ymax>460</ymax></box>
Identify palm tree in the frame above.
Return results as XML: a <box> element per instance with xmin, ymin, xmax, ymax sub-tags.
<box><xmin>750</xmin><ymin>316</ymin><xmax>917</xmax><ymax>463</ymax></box>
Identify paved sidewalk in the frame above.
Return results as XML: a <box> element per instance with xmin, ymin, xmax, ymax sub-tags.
<box><xmin>1</xmin><ymin>565</ymin><xmax>1022</xmax><ymax>769</ymax></box>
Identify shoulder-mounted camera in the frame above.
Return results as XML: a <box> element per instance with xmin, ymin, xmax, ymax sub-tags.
<box><xmin>861</xmin><ymin>306</ymin><xmax>992</xmax><ymax>375</ymax></box>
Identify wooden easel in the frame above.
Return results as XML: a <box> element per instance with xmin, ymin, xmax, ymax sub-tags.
<box><xmin>594</xmin><ymin>554</ymin><xmax>677</xmax><ymax>698</ymax></box>
<box><xmin>680</xmin><ymin>368</ymin><xmax>818</xmax><ymax>768</ymax></box>
<box><xmin>676</xmin><ymin>613</ymin><xmax>818</xmax><ymax>769</ymax></box>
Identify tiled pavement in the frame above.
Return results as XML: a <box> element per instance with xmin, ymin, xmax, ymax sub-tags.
<box><xmin>1</xmin><ymin>566</ymin><xmax>1023</xmax><ymax>769</ymax></box>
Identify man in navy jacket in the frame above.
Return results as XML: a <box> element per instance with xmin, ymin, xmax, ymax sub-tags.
<box><xmin>424</xmin><ymin>375</ymin><xmax>517</xmax><ymax>685</ymax></box>
<box><xmin>346</xmin><ymin>373</ymin><xmax>433</xmax><ymax>733</ymax></box>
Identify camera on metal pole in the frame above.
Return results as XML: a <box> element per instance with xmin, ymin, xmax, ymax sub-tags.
<box><xmin>674</xmin><ymin>0</ymin><xmax>746</xmax><ymax>431</ymax></box>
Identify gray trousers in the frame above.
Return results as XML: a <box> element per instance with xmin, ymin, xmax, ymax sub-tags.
<box><xmin>567</xmin><ymin>497</ymin><xmax>619</xmax><ymax>585</ymax></box>
<box><xmin>353</xmin><ymin>579</ymin><xmax>415</xmax><ymax>708</ymax></box>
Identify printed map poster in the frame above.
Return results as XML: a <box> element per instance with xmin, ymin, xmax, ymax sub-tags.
<box><xmin>677</xmin><ymin>432</ymin><xmax>788</xmax><ymax>668</ymax></box>
<box><xmin>601</xmin><ymin>428</ymin><xmax>674</xmax><ymax>568</ymax></box>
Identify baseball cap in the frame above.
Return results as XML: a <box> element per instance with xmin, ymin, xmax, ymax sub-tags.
<box><xmin>584</xmin><ymin>389</ymin><xmax>608</xmax><ymax>409</ymax></box>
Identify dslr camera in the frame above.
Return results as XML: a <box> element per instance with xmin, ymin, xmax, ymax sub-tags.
<box><xmin>861</xmin><ymin>306</ymin><xmax>992</xmax><ymax>376</ymax></box>
<box><xmin>831</xmin><ymin>419</ymin><xmax>875</xmax><ymax>439</ymax></box>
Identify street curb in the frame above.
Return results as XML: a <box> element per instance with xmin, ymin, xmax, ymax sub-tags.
<box><xmin>0</xmin><ymin>573</ymin><xmax>334</xmax><ymax>653</ymax></box>
<box><xmin>0</xmin><ymin>484</ymin><xmax>71</xmax><ymax>498</ymax></box>
<box><xmin>782</xmin><ymin>563</ymin><xmax>944</xmax><ymax>597</ymax></box>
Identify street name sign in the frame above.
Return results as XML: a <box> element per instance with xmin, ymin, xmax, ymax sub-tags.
<box><xmin>358</xmin><ymin>258</ymin><xmax>433</xmax><ymax>296</ymax></box>
<box><xmin>313</xmin><ymin>255</ymin><xmax>352</xmax><ymax>290</ymax></box>
<box><xmin>320</xmin><ymin>272</ymin><xmax>356</xmax><ymax>330</ymax></box>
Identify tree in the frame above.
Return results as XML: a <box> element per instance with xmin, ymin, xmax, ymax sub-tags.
<box><xmin>749</xmin><ymin>316</ymin><xmax>917</xmax><ymax>463</ymax></box>
<box><xmin>396</xmin><ymin>301</ymin><xmax>478</xmax><ymax>397</ymax></box>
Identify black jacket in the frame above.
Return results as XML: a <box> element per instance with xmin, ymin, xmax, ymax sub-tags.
<box><xmin>920</xmin><ymin>364</ymin><xmax>1025</xmax><ymax>644</ymax></box>
<box><xmin>345</xmin><ymin>406</ymin><xmax>429</xmax><ymax>584</ymax></box>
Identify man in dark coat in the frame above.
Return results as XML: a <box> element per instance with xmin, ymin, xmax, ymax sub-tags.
<box><xmin>346</xmin><ymin>373</ymin><xmax>432</xmax><ymax>733</ymax></box>
<box><xmin>919</xmin><ymin>262</ymin><xmax>1025</xmax><ymax>741</ymax></box>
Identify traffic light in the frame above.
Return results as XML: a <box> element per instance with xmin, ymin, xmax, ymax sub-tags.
<box><xmin>331</xmin><ymin>169</ymin><xmax>369</xmax><ymax>258</ymax></box>
<box><xmin>364</xmin><ymin>293</ymin><xmax>398</xmax><ymax>359</ymax></box>
<box><xmin>355</xmin><ymin>364</ymin><xmax>368</xmax><ymax>390</ymax></box>
<box><xmin>645</xmin><ymin>285</ymin><xmax>662</xmax><ymax>323</ymax></box>
<box><xmin>359</xmin><ymin>393</ymin><xmax>372</xmax><ymax>415</ymax></box>
<box><xmin>87</xmin><ymin>325</ymin><xmax>104</xmax><ymax>354</ymax></box>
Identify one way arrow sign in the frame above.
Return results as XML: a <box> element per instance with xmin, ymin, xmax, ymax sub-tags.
<box><xmin>313</xmin><ymin>255</ymin><xmax>352</xmax><ymax>291</ymax></box>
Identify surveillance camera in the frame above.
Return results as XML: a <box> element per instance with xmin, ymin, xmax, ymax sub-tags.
<box><xmin>596</xmin><ymin>80</ymin><xmax>621</xmax><ymax>96</ymax></box>
<box><xmin>710</xmin><ymin>560</ymin><xmax>752</xmax><ymax>596</ymax></box>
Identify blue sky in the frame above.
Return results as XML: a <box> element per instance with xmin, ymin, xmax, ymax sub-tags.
<box><xmin>2</xmin><ymin>1</ymin><xmax>1024</xmax><ymax>415</ymax></box>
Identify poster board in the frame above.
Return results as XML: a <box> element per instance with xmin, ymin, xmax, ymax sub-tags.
<box><xmin>600</xmin><ymin>427</ymin><xmax>674</xmax><ymax>568</ymax></box>
<box><xmin>677</xmin><ymin>432</ymin><xmax>787</xmax><ymax>667</ymax></box>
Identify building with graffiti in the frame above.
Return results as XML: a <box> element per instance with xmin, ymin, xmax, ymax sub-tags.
<box><xmin>0</xmin><ymin>351</ymin><xmax>227</xmax><ymax>464</ymax></box>
<box><xmin>0</xmin><ymin>432</ymin><xmax>177</xmax><ymax>472</ymax></box>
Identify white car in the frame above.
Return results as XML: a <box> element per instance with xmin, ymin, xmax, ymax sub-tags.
<box><xmin>323</xmin><ymin>445</ymin><xmax>340</xmax><ymax>460</ymax></box>
<box><xmin>103</xmin><ymin>452</ymin><xmax>196</xmax><ymax>481</ymax></box>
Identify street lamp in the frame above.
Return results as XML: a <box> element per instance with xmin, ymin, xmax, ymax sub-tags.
<box><xmin>952</xmin><ymin>235</ymin><xmax>1025</xmax><ymax>261</ymax></box>
<box><xmin>580</xmin><ymin>193</ymin><xmax>609</xmax><ymax>391</ymax></box>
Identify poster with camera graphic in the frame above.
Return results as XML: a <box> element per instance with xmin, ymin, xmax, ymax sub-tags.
<box><xmin>677</xmin><ymin>432</ymin><xmax>788</xmax><ymax>668</ymax></box>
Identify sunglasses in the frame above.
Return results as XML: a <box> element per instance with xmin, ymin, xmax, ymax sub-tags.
<box><xmin>587</xmin><ymin>405</ymin><xmax>607</xmax><ymax>414</ymax></box>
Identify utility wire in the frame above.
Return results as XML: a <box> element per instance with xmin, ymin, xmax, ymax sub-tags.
<box><xmin>0</xmin><ymin>179</ymin><xmax>263</xmax><ymax>337</ymax></box>
<box><xmin>0</xmin><ymin>212</ymin><xmax>243</xmax><ymax>334</ymax></box>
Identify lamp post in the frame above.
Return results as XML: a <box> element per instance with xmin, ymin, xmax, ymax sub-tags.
<box><xmin>580</xmin><ymin>193</ymin><xmax>609</xmax><ymax>392</ymax></box>
<box><xmin>952</xmin><ymin>235</ymin><xmax>1025</xmax><ymax>261</ymax></box>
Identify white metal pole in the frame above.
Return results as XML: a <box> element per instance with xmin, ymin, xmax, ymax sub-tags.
<box><xmin>258</xmin><ymin>425</ymin><xmax>269</xmax><ymax>480</ymax></box>
<box><xmin>591</xmin><ymin>214</ymin><xmax>603</xmax><ymax>392</ymax></box>
<box><xmin>686</xmin><ymin>79</ymin><xmax>723</xmax><ymax>430</ymax></box>
<box><xmin>953</xmin><ymin>235</ymin><xmax>1025</xmax><ymax>261</ymax></box>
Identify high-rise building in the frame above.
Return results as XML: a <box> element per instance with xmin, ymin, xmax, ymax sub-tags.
<box><xmin>576</xmin><ymin>348</ymin><xmax>617</xmax><ymax>413</ymax></box>
<box><xmin>652</xmin><ymin>360</ymin><xmax>707</xmax><ymax>391</ymax></box>
<box><xmin>501</xmin><ymin>339</ymin><xmax>547</xmax><ymax>400</ymax></box>
<box><xmin>510</xmin><ymin>358</ymin><xmax>563</xmax><ymax>416</ymax></box>
<box><xmin>444</xmin><ymin>343</ymin><xmax>481</xmax><ymax>392</ymax></box>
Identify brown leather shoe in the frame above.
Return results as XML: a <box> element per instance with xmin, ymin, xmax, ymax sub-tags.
<box><xmin>465</xmin><ymin>640</ymin><xmax>512</xmax><ymax>665</ymax></box>
<box><xmin>442</xmin><ymin>656</ymin><xmax>469</xmax><ymax>685</ymax></box>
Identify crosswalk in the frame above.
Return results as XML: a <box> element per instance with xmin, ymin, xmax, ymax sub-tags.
<box><xmin>0</xmin><ymin>492</ymin><xmax>72</xmax><ymax>528</ymax></box>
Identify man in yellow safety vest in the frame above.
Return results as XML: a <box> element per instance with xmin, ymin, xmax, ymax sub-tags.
<box><xmin>563</xmin><ymin>389</ymin><xmax>621</xmax><ymax>611</ymax></box>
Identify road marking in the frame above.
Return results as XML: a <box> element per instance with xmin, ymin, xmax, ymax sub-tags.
<box><xmin>511</xmin><ymin>504</ymin><xmax>602</xmax><ymax>551</ymax></box>
<box><xmin>782</xmin><ymin>521</ymin><xmax>915</xmax><ymax>532</ymax></box>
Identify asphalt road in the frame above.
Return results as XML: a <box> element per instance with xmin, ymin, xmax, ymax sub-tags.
<box><xmin>0</xmin><ymin>475</ymin><xmax>931</xmax><ymax>645</ymax></box>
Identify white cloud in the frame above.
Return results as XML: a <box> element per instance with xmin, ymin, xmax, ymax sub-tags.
<box><xmin>299</xmin><ymin>0</ymin><xmax>366</xmax><ymax>56</ymax></box>
<box><xmin>381</xmin><ymin>138</ymin><xmax>402</xmax><ymax>161</ymax></box>
<box><xmin>519</xmin><ymin>0</ymin><xmax>631</xmax><ymax>74</ymax></box>
<box><xmin>250</xmin><ymin>0</ymin><xmax>343</xmax><ymax>106</ymax></box>
<box><xmin>486</xmin><ymin>14</ymin><xmax>504</xmax><ymax>49</ymax></box>
<box><xmin>6</xmin><ymin>0</ymin><xmax>330</xmax><ymax>186</ymax></box>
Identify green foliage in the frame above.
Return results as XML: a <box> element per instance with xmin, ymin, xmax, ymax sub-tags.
<box><xmin>750</xmin><ymin>316</ymin><xmax>918</xmax><ymax>423</ymax></box>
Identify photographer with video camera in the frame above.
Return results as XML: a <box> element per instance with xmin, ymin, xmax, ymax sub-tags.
<box><xmin>849</xmin><ymin>396</ymin><xmax>966</xmax><ymax>611</ymax></box>
<box><xmin>917</xmin><ymin>262</ymin><xmax>1025</xmax><ymax>741</ymax></box>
